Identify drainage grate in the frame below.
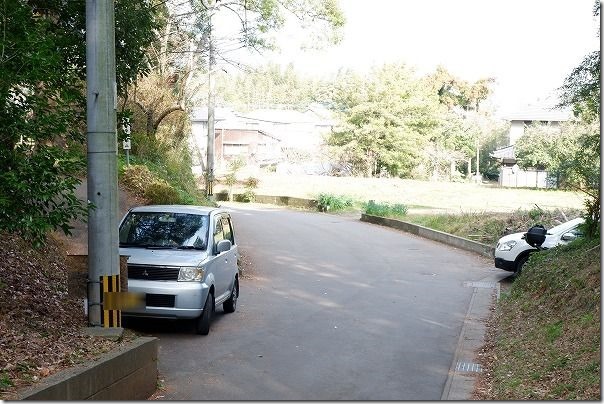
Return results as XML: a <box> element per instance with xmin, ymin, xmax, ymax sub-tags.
<box><xmin>456</xmin><ymin>362</ymin><xmax>483</xmax><ymax>373</ymax></box>
<box><xmin>463</xmin><ymin>281</ymin><xmax>498</xmax><ymax>289</ymax></box>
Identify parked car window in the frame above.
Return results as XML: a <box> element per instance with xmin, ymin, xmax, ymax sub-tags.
<box><xmin>119</xmin><ymin>212</ymin><xmax>209</xmax><ymax>249</ymax></box>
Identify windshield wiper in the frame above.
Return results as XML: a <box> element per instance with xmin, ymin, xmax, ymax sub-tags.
<box><xmin>176</xmin><ymin>245</ymin><xmax>205</xmax><ymax>250</ymax></box>
<box><xmin>119</xmin><ymin>243</ymin><xmax>175</xmax><ymax>249</ymax></box>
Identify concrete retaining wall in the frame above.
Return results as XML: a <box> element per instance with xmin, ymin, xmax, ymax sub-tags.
<box><xmin>216</xmin><ymin>192</ymin><xmax>318</xmax><ymax>209</ymax></box>
<box><xmin>361</xmin><ymin>214</ymin><xmax>495</xmax><ymax>258</ymax></box>
<box><xmin>18</xmin><ymin>337</ymin><xmax>158</xmax><ymax>400</ymax></box>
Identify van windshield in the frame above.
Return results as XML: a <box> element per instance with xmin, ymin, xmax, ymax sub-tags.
<box><xmin>119</xmin><ymin>212</ymin><xmax>209</xmax><ymax>249</ymax></box>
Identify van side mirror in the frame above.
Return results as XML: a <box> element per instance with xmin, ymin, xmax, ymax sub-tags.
<box><xmin>216</xmin><ymin>239</ymin><xmax>232</xmax><ymax>254</ymax></box>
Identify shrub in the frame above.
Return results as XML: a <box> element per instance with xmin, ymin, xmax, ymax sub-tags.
<box><xmin>129</xmin><ymin>132</ymin><xmax>166</xmax><ymax>163</ymax></box>
<box><xmin>120</xmin><ymin>164</ymin><xmax>155</xmax><ymax>197</ymax></box>
<box><xmin>238</xmin><ymin>176</ymin><xmax>259</xmax><ymax>203</ymax></box>
<box><xmin>364</xmin><ymin>200</ymin><xmax>408</xmax><ymax>218</ymax></box>
<box><xmin>240</xmin><ymin>190</ymin><xmax>256</xmax><ymax>203</ymax></box>
<box><xmin>244</xmin><ymin>177</ymin><xmax>259</xmax><ymax>189</ymax></box>
<box><xmin>144</xmin><ymin>181</ymin><xmax>181</xmax><ymax>204</ymax></box>
<box><xmin>317</xmin><ymin>193</ymin><xmax>355</xmax><ymax>212</ymax></box>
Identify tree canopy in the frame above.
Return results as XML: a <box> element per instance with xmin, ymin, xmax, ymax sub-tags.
<box><xmin>125</xmin><ymin>0</ymin><xmax>344</xmax><ymax>139</ymax></box>
<box><xmin>324</xmin><ymin>64</ymin><xmax>495</xmax><ymax>179</ymax></box>
<box><xmin>0</xmin><ymin>0</ymin><xmax>158</xmax><ymax>244</ymax></box>
<box><xmin>554</xmin><ymin>2</ymin><xmax>600</xmax><ymax>237</ymax></box>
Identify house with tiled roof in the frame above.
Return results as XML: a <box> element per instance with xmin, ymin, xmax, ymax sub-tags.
<box><xmin>490</xmin><ymin>99</ymin><xmax>573</xmax><ymax>188</ymax></box>
<box><xmin>189</xmin><ymin>104</ymin><xmax>334</xmax><ymax>175</ymax></box>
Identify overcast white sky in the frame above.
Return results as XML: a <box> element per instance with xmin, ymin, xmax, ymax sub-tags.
<box><xmin>221</xmin><ymin>0</ymin><xmax>600</xmax><ymax>116</ymax></box>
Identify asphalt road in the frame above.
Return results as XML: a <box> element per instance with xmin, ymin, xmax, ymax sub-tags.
<box><xmin>133</xmin><ymin>204</ymin><xmax>493</xmax><ymax>400</ymax></box>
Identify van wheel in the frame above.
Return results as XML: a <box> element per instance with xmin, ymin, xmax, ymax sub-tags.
<box><xmin>515</xmin><ymin>255</ymin><xmax>529</xmax><ymax>276</ymax></box>
<box><xmin>196</xmin><ymin>292</ymin><xmax>213</xmax><ymax>335</ymax></box>
<box><xmin>223</xmin><ymin>278</ymin><xmax>238</xmax><ymax>313</ymax></box>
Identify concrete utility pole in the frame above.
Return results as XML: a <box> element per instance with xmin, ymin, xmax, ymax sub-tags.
<box><xmin>475</xmin><ymin>138</ymin><xmax>480</xmax><ymax>179</ymax></box>
<box><xmin>206</xmin><ymin>1</ymin><xmax>216</xmax><ymax>198</ymax></box>
<box><xmin>86</xmin><ymin>0</ymin><xmax>120</xmax><ymax>327</ymax></box>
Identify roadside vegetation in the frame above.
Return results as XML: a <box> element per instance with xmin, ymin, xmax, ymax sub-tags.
<box><xmin>474</xmin><ymin>238</ymin><xmax>600</xmax><ymax>400</ymax></box>
<box><xmin>404</xmin><ymin>207</ymin><xmax>582</xmax><ymax>246</ymax></box>
<box><xmin>118</xmin><ymin>141</ymin><xmax>211</xmax><ymax>206</ymax></box>
<box><xmin>317</xmin><ymin>193</ymin><xmax>356</xmax><ymax>212</ymax></box>
<box><xmin>363</xmin><ymin>200</ymin><xmax>408</xmax><ymax>219</ymax></box>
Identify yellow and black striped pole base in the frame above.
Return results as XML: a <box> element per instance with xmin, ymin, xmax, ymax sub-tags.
<box><xmin>100</xmin><ymin>274</ymin><xmax>121</xmax><ymax>328</ymax></box>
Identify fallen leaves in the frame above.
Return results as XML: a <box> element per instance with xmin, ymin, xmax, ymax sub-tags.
<box><xmin>0</xmin><ymin>232</ymin><xmax>132</xmax><ymax>399</ymax></box>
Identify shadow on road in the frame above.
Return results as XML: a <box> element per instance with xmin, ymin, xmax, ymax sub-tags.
<box><xmin>122</xmin><ymin>311</ymin><xmax>230</xmax><ymax>337</ymax></box>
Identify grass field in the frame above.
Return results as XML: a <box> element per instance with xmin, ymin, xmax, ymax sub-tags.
<box><xmin>219</xmin><ymin>173</ymin><xmax>585</xmax><ymax>214</ymax></box>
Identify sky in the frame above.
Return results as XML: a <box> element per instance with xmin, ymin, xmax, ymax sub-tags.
<box><xmin>219</xmin><ymin>0</ymin><xmax>600</xmax><ymax>116</ymax></box>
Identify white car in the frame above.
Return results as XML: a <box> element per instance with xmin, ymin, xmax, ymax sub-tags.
<box><xmin>494</xmin><ymin>217</ymin><xmax>584</xmax><ymax>274</ymax></box>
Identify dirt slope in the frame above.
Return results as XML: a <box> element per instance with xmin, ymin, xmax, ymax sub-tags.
<box><xmin>0</xmin><ymin>180</ymin><xmax>146</xmax><ymax>399</ymax></box>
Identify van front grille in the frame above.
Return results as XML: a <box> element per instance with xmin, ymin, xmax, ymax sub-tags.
<box><xmin>128</xmin><ymin>265</ymin><xmax>180</xmax><ymax>281</ymax></box>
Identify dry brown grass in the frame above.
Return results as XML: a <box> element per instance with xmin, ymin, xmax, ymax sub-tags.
<box><xmin>218</xmin><ymin>173</ymin><xmax>585</xmax><ymax>213</ymax></box>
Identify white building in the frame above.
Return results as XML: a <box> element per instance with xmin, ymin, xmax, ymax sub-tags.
<box><xmin>490</xmin><ymin>100</ymin><xmax>572</xmax><ymax>188</ymax></box>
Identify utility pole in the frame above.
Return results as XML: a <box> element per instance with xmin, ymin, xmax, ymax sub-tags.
<box><xmin>206</xmin><ymin>0</ymin><xmax>215</xmax><ymax>198</ymax></box>
<box><xmin>475</xmin><ymin>138</ymin><xmax>480</xmax><ymax>180</ymax></box>
<box><xmin>86</xmin><ymin>0</ymin><xmax>120</xmax><ymax>327</ymax></box>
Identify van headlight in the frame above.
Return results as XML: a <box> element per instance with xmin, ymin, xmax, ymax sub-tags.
<box><xmin>178</xmin><ymin>267</ymin><xmax>205</xmax><ymax>282</ymax></box>
<box><xmin>497</xmin><ymin>240</ymin><xmax>517</xmax><ymax>251</ymax></box>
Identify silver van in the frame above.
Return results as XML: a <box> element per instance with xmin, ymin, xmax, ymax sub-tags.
<box><xmin>118</xmin><ymin>205</ymin><xmax>239</xmax><ymax>335</ymax></box>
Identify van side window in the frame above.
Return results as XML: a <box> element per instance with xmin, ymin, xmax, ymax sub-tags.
<box><xmin>221</xmin><ymin>216</ymin><xmax>234</xmax><ymax>244</ymax></box>
<box><xmin>213</xmin><ymin>216</ymin><xmax>224</xmax><ymax>252</ymax></box>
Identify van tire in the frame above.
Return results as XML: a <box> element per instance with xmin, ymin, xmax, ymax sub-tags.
<box><xmin>223</xmin><ymin>278</ymin><xmax>238</xmax><ymax>313</ymax></box>
<box><xmin>196</xmin><ymin>292</ymin><xmax>213</xmax><ymax>335</ymax></box>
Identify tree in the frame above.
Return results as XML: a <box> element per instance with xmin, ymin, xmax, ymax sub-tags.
<box><xmin>214</xmin><ymin>62</ymin><xmax>323</xmax><ymax>110</ymax></box>
<box><xmin>0</xmin><ymin>0</ymin><xmax>158</xmax><ymax>245</ymax></box>
<box><xmin>425</xmin><ymin>110</ymin><xmax>479</xmax><ymax>180</ymax></box>
<box><xmin>427</xmin><ymin>65</ymin><xmax>495</xmax><ymax>112</ymax></box>
<box><xmin>126</xmin><ymin>0</ymin><xmax>344</xmax><ymax>136</ymax></box>
<box><xmin>422</xmin><ymin>66</ymin><xmax>499</xmax><ymax>180</ymax></box>
<box><xmin>515</xmin><ymin>122</ymin><xmax>583</xmax><ymax>187</ymax></box>
<box><xmin>555</xmin><ymin>3</ymin><xmax>600</xmax><ymax>238</ymax></box>
<box><xmin>327</xmin><ymin>64</ymin><xmax>440</xmax><ymax>178</ymax></box>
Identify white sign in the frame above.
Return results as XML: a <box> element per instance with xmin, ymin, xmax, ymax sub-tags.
<box><xmin>122</xmin><ymin>137</ymin><xmax>131</xmax><ymax>150</ymax></box>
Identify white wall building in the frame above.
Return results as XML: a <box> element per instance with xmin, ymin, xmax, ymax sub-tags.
<box><xmin>490</xmin><ymin>100</ymin><xmax>572</xmax><ymax>188</ymax></box>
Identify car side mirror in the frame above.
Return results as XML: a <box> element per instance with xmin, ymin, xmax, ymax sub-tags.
<box><xmin>216</xmin><ymin>239</ymin><xmax>232</xmax><ymax>254</ymax></box>
<box><xmin>561</xmin><ymin>232</ymin><xmax>577</xmax><ymax>242</ymax></box>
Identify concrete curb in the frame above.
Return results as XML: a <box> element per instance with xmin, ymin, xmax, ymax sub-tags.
<box><xmin>17</xmin><ymin>336</ymin><xmax>158</xmax><ymax>400</ymax></box>
<box><xmin>360</xmin><ymin>214</ymin><xmax>495</xmax><ymax>258</ymax></box>
<box><xmin>441</xmin><ymin>281</ymin><xmax>499</xmax><ymax>400</ymax></box>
